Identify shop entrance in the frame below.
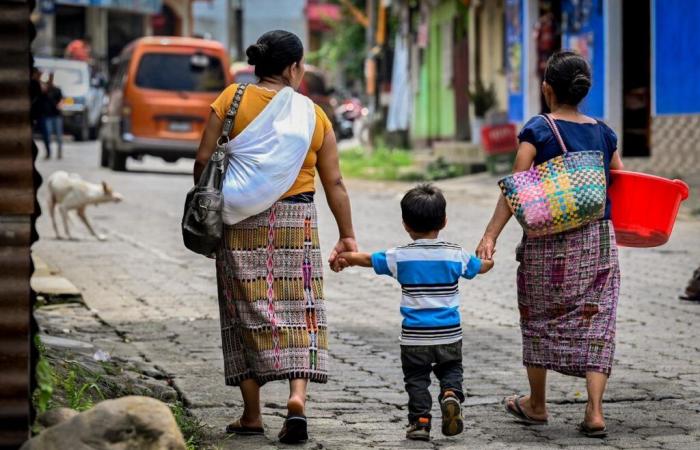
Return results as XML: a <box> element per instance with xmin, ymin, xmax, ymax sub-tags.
<box><xmin>621</xmin><ymin>0</ymin><xmax>651</xmax><ymax>157</ymax></box>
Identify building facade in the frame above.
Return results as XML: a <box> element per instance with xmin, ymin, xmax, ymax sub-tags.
<box><xmin>32</xmin><ymin>0</ymin><xmax>194</xmax><ymax>72</ymax></box>
<box><xmin>503</xmin><ymin>0</ymin><xmax>699</xmax><ymax>176</ymax></box>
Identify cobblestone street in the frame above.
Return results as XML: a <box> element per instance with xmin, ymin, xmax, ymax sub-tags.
<box><xmin>34</xmin><ymin>142</ymin><xmax>700</xmax><ymax>449</ymax></box>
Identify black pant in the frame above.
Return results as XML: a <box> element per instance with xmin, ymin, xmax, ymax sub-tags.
<box><xmin>401</xmin><ymin>341</ymin><xmax>465</xmax><ymax>422</ymax></box>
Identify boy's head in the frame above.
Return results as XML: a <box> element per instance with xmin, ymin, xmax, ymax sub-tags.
<box><xmin>401</xmin><ymin>184</ymin><xmax>446</xmax><ymax>237</ymax></box>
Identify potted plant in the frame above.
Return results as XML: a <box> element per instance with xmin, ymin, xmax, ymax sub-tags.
<box><xmin>470</xmin><ymin>81</ymin><xmax>497</xmax><ymax>145</ymax></box>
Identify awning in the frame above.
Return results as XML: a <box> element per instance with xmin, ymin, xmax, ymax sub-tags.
<box><xmin>307</xmin><ymin>3</ymin><xmax>341</xmax><ymax>32</ymax></box>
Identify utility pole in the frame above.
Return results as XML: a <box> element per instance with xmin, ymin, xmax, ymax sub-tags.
<box><xmin>365</xmin><ymin>0</ymin><xmax>378</xmax><ymax>147</ymax></box>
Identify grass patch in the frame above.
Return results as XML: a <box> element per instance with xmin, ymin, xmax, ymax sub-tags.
<box><xmin>339</xmin><ymin>147</ymin><xmax>466</xmax><ymax>182</ymax></box>
<box><xmin>339</xmin><ymin>147</ymin><xmax>413</xmax><ymax>181</ymax></box>
<box><xmin>170</xmin><ymin>402</ymin><xmax>206</xmax><ymax>450</ymax></box>
<box><xmin>32</xmin><ymin>339</ymin><xmax>203</xmax><ymax>447</ymax></box>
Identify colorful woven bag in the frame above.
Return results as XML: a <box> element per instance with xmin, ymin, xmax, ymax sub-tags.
<box><xmin>498</xmin><ymin>114</ymin><xmax>607</xmax><ymax>237</ymax></box>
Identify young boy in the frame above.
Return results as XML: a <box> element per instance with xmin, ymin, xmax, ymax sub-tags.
<box><xmin>337</xmin><ymin>184</ymin><xmax>493</xmax><ymax>441</ymax></box>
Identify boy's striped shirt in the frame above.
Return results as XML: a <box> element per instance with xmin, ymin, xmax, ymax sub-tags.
<box><xmin>371</xmin><ymin>239</ymin><xmax>482</xmax><ymax>345</ymax></box>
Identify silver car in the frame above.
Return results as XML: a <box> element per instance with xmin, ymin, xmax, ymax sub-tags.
<box><xmin>35</xmin><ymin>57</ymin><xmax>105</xmax><ymax>141</ymax></box>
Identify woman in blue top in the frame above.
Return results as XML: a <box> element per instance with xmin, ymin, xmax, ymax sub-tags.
<box><xmin>476</xmin><ymin>52</ymin><xmax>624</xmax><ymax>437</ymax></box>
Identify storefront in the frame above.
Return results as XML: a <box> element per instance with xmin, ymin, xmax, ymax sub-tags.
<box><xmin>503</xmin><ymin>0</ymin><xmax>698</xmax><ymax>175</ymax></box>
<box><xmin>33</xmin><ymin>0</ymin><xmax>162</xmax><ymax>71</ymax></box>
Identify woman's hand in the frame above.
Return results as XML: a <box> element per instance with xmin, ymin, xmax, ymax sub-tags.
<box><xmin>476</xmin><ymin>234</ymin><xmax>497</xmax><ymax>260</ymax></box>
<box><xmin>329</xmin><ymin>237</ymin><xmax>358</xmax><ymax>272</ymax></box>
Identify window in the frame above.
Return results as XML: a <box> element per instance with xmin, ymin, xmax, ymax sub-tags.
<box><xmin>135</xmin><ymin>53</ymin><xmax>226</xmax><ymax>92</ymax></box>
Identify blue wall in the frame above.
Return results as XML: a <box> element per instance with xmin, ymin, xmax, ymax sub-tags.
<box><xmin>654</xmin><ymin>0</ymin><xmax>700</xmax><ymax>115</ymax></box>
<box><xmin>561</xmin><ymin>0</ymin><xmax>605</xmax><ymax>119</ymax></box>
<box><xmin>506</xmin><ymin>0</ymin><xmax>524</xmax><ymax>122</ymax></box>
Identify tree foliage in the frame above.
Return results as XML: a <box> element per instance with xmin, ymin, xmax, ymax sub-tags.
<box><xmin>307</xmin><ymin>0</ymin><xmax>367</xmax><ymax>85</ymax></box>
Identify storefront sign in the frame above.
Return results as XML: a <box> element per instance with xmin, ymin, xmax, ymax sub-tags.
<box><xmin>481</xmin><ymin>124</ymin><xmax>518</xmax><ymax>155</ymax></box>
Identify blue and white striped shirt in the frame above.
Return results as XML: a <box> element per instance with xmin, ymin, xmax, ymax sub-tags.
<box><xmin>371</xmin><ymin>239</ymin><xmax>482</xmax><ymax>346</ymax></box>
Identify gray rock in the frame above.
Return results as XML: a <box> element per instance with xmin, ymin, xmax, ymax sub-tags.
<box><xmin>21</xmin><ymin>396</ymin><xmax>185</xmax><ymax>450</ymax></box>
<box><xmin>36</xmin><ymin>408</ymin><xmax>78</xmax><ymax>428</ymax></box>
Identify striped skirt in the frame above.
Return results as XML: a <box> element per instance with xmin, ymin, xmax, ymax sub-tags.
<box><xmin>215</xmin><ymin>201</ymin><xmax>328</xmax><ymax>386</ymax></box>
<box><xmin>516</xmin><ymin>220</ymin><xmax>620</xmax><ymax>378</ymax></box>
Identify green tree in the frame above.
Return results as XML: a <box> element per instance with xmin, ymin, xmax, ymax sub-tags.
<box><xmin>308</xmin><ymin>0</ymin><xmax>367</xmax><ymax>86</ymax></box>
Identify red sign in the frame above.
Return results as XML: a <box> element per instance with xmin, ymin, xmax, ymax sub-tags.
<box><xmin>481</xmin><ymin>124</ymin><xmax>518</xmax><ymax>155</ymax></box>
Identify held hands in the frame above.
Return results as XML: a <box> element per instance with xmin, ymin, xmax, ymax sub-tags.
<box><xmin>328</xmin><ymin>237</ymin><xmax>358</xmax><ymax>272</ymax></box>
<box><xmin>476</xmin><ymin>234</ymin><xmax>497</xmax><ymax>261</ymax></box>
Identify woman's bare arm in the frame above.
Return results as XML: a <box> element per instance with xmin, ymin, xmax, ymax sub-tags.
<box><xmin>193</xmin><ymin>111</ymin><xmax>223</xmax><ymax>184</ymax></box>
<box><xmin>610</xmin><ymin>151</ymin><xmax>624</xmax><ymax>170</ymax></box>
<box><xmin>476</xmin><ymin>142</ymin><xmax>536</xmax><ymax>260</ymax></box>
<box><xmin>316</xmin><ymin>129</ymin><xmax>357</xmax><ymax>270</ymax></box>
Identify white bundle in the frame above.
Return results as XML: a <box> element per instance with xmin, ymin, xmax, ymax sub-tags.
<box><xmin>221</xmin><ymin>87</ymin><xmax>317</xmax><ymax>225</ymax></box>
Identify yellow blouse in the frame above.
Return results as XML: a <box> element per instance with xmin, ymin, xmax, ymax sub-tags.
<box><xmin>210</xmin><ymin>83</ymin><xmax>333</xmax><ymax>198</ymax></box>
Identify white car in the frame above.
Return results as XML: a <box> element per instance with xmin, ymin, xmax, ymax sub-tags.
<box><xmin>35</xmin><ymin>57</ymin><xmax>105</xmax><ymax>141</ymax></box>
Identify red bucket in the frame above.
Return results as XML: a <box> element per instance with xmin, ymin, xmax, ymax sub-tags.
<box><xmin>609</xmin><ymin>170</ymin><xmax>690</xmax><ymax>247</ymax></box>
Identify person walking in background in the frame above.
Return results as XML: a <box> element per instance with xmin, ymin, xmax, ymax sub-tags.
<box><xmin>195</xmin><ymin>30</ymin><xmax>356</xmax><ymax>444</ymax></box>
<box><xmin>39</xmin><ymin>72</ymin><xmax>64</xmax><ymax>160</ymax></box>
<box><xmin>30</xmin><ymin>67</ymin><xmax>44</xmax><ymax>133</ymax></box>
<box><xmin>476</xmin><ymin>51</ymin><xmax>624</xmax><ymax>437</ymax></box>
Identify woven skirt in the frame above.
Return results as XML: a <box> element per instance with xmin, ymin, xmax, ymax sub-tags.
<box><xmin>215</xmin><ymin>201</ymin><xmax>328</xmax><ymax>386</ymax></box>
<box><xmin>516</xmin><ymin>219</ymin><xmax>620</xmax><ymax>378</ymax></box>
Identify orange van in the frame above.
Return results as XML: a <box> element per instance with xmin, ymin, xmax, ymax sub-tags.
<box><xmin>100</xmin><ymin>37</ymin><xmax>231</xmax><ymax>171</ymax></box>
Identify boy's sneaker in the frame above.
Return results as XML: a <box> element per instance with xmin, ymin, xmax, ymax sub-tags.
<box><xmin>406</xmin><ymin>417</ymin><xmax>431</xmax><ymax>441</ymax></box>
<box><xmin>440</xmin><ymin>391</ymin><xmax>464</xmax><ymax>436</ymax></box>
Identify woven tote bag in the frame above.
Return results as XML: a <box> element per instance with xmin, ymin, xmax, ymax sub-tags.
<box><xmin>498</xmin><ymin>114</ymin><xmax>607</xmax><ymax>237</ymax></box>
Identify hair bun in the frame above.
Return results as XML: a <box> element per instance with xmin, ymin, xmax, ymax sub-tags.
<box><xmin>246</xmin><ymin>42</ymin><xmax>268</xmax><ymax>66</ymax></box>
<box><xmin>568</xmin><ymin>72</ymin><xmax>592</xmax><ymax>98</ymax></box>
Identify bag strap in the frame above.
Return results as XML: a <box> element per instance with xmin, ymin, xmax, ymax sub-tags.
<box><xmin>219</xmin><ymin>83</ymin><xmax>248</xmax><ymax>144</ymax></box>
<box><xmin>540</xmin><ymin>113</ymin><xmax>568</xmax><ymax>154</ymax></box>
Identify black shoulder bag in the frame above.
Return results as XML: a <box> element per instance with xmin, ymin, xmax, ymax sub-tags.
<box><xmin>182</xmin><ymin>83</ymin><xmax>247</xmax><ymax>257</ymax></box>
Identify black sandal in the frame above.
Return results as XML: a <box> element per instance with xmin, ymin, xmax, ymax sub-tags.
<box><xmin>503</xmin><ymin>395</ymin><xmax>549</xmax><ymax>425</ymax></box>
<box><xmin>225</xmin><ymin>419</ymin><xmax>264</xmax><ymax>435</ymax></box>
<box><xmin>578</xmin><ymin>421</ymin><xmax>607</xmax><ymax>438</ymax></box>
<box><xmin>278</xmin><ymin>414</ymin><xmax>308</xmax><ymax>444</ymax></box>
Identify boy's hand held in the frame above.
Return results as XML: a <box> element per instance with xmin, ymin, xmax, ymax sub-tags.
<box><xmin>479</xmin><ymin>258</ymin><xmax>495</xmax><ymax>274</ymax></box>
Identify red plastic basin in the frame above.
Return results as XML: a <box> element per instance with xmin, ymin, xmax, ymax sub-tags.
<box><xmin>609</xmin><ymin>170</ymin><xmax>689</xmax><ymax>247</ymax></box>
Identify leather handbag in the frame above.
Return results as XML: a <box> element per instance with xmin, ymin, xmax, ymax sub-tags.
<box><xmin>498</xmin><ymin>114</ymin><xmax>607</xmax><ymax>237</ymax></box>
<box><xmin>182</xmin><ymin>83</ymin><xmax>247</xmax><ymax>257</ymax></box>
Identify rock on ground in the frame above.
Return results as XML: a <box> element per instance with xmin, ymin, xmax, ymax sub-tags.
<box><xmin>21</xmin><ymin>396</ymin><xmax>186</xmax><ymax>450</ymax></box>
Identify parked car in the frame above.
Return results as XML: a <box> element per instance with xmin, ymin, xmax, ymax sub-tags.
<box><xmin>229</xmin><ymin>62</ymin><xmax>338</xmax><ymax>133</ymax></box>
<box><xmin>35</xmin><ymin>57</ymin><xmax>105</xmax><ymax>141</ymax></box>
<box><xmin>100</xmin><ymin>37</ymin><xmax>231</xmax><ymax>171</ymax></box>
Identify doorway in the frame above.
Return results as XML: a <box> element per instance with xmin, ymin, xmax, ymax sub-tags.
<box><xmin>621</xmin><ymin>0</ymin><xmax>651</xmax><ymax>157</ymax></box>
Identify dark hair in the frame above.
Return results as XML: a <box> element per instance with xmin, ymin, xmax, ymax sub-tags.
<box><xmin>246</xmin><ymin>30</ymin><xmax>303</xmax><ymax>80</ymax></box>
<box><xmin>544</xmin><ymin>51</ymin><xmax>592</xmax><ymax>106</ymax></box>
<box><xmin>401</xmin><ymin>184</ymin><xmax>447</xmax><ymax>233</ymax></box>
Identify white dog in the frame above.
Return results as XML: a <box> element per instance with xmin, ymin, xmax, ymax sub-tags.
<box><xmin>47</xmin><ymin>171</ymin><xmax>123</xmax><ymax>241</ymax></box>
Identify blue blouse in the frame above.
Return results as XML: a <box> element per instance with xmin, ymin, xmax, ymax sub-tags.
<box><xmin>518</xmin><ymin>115</ymin><xmax>618</xmax><ymax>220</ymax></box>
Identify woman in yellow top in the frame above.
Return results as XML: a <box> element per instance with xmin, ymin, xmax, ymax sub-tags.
<box><xmin>195</xmin><ymin>30</ymin><xmax>356</xmax><ymax>444</ymax></box>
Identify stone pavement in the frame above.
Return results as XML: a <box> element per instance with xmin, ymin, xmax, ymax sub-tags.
<box><xmin>33</xmin><ymin>141</ymin><xmax>700</xmax><ymax>449</ymax></box>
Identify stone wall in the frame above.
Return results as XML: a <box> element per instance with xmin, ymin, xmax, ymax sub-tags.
<box><xmin>625</xmin><ymin>114</ymin><xmax>700</xmax><ymax>178</ymax></box>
